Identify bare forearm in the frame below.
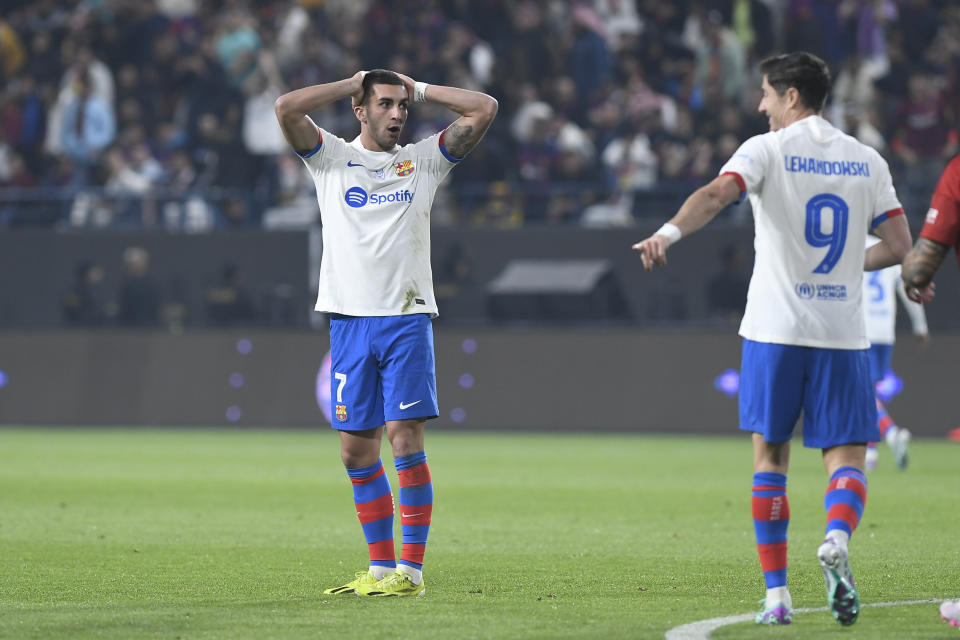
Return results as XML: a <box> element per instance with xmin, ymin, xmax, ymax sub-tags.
<box><xmin>275</xmin><ymin>77</ymin><xmax>361</xmax><ymax>117</ymax></box>
<box><xmin>631</xmin><ymin>175</ymin><xmax>739</xmax><ymax>271</ymax></box>
<box><xmin>275</xmin><ymin>75</ymin><xmax>363</xmax><ymax>153</ymax></box>
<box><xmin>427</xmin><ymin>84</ymin><xmax>498</xmax><ymax>159</ymax></box>
<box><xmin>864</xmin><ymin>242</ymin><xmax>905</xmax><ymax>271</ymax></box>
<box><xmin>669</xmin><ymin>180</ymin><xmax>738</xmax><ymax>236</ymax></box>
<box><xmin>425</xmin><ymin>84</ymin><xmax>497</xmax><ymax>119</ymax></box>
<box><xmin>867</xmin><ymin>213</ymin><xmax>912</xmax><ymax>270</ymax></box>
<box><xmin>902</xmin><ymin>237</ymin><xmax>950</xmax><ymax>288</ymax></box>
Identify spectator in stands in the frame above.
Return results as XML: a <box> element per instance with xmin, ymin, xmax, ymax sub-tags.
<box><xmin>498</xmin><ymin>2</ymin><xmax>557</xmax><ymax>91</ymax></box>
<box><xmin>98</xmin><ymin>147</ymin><xmax>152</xmax><ymax>227</ymax></box>
<box><xmin>723</xmin><ymin>0</ymin><xmax>775</xmax><ymax>61</ymax></box>
<box><xmin>215</xmin><ymin>195</ymin><xmax>251</xmax><ymax>229</ymax></box>
<box><xmin>839</xmin><ymin>0</ymin><xmax>898</xmax><ymax>79</ymax></box>
<box><xmin>59</xmin><ymin>68</ymin><xmax>116</xmax><ymax>183</ymax></box>
<box><xmin>844</xmin><ymin>106</ymin><xmax>887</xmax><ymax>153</ymax></box>
<box><xmin>205</xmin><ymin>264</ymin><xmax>258</xmax><ymax>327</ymax></box>
<box><xmin>117</xmin><ymin>245</ymin><xmax>160</xmax><ymax>327</ymax></box>
<box><xmin>215</xmin><ymin>9</ymin><xmax>261</xmax><ymax>89</ymax></box>
<box><xmin>570</xmin><ymin>4</ymin><xmax>614</xmax><ymax>119</ymax></box>
<box><xmin>46</xmin><ymin>45</ymin><xmax>114</xmax><ymax>157</ymax></box>
<box><xmin>62</xmin><ymin>260</ymin><xmax>110</xmax><ymax>327</ymax></box>
<box><xmin>0</xmin><ymin>143</ymin><xmax>39</xmax><ymax>224</ymax></box>
<box><xmin>0</xmin><ymin>146</ymin><xmax>36</xmax><ymax>188</ymax></box>
<box><xmin>829</xmin><ymin>55</ymin><xmax>877</xmax><ymax>130</ymax></box>
<box><xmin>2</xmin><ymin>0</ymin><xmax>960</xmax><ymax>231</ymax></box>
<box><xmin>514</xmin><ymin>101</ymin><xmax>560</xmax><ymax>221</ymax></box>
<box><xmin>692</xmin><ymin>9</ymin><xmax>747</xmax><ymax>104</ymax></box>
<box><xmin>601</xmin><ymin>115</ymin><xmax>659</xmax><ymax>200</ymax></box>
<box><xmin>892</xmin><ymin>69</ymin><xmax>958</xmax><ymax>214</ymax></box>
<box><xmin>472</xmin><ymin>180</ymin><xmax>524</xmax><ymax>228</ymax></box>
<box><xmin>0</xmin><ymin>16</ymin><xmax>26</xmax><ymax>80</ymax></box>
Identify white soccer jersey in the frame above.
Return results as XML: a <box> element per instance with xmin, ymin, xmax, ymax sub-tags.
<box><xmin>719</xmin><ymin>115</ymin><xmax>902</xmax><ymax>349</ymax></box>
<box><xmin>300</xmin><ymin>129</ymin><xmax>460</xmax><ymax>317</ymax></box>
<box><xmin>863</xmin><ymin>237</ymin><xmax>927</xmax><ymax>345</ymax></box>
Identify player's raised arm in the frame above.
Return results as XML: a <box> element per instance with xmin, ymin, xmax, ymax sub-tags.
<box><xmin>631</xmin><ymin>173</ymin><xmax>742</xmax><ymax>272</ymax></box>
<box><xmin>395</xmin><ymin>73</ymin><xmax>497</xmax><ymax>160</ymax></box>
<box><xmin>274</xmin><ymin>71</ymin><xmax>366</xmax><ymax>155</ymax></box>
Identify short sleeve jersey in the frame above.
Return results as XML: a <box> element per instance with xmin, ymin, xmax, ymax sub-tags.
<box><xmin>862</xmin><ymin>237</ymin><xmax>926</xmax><ymax>345</ymax></box>
<box><xmin>300</xmin><ymin>129</ymin><xmax>460</xmax><ymax>317</ymax></box>
<box><xmin>718</xmin><ymin>115</ymin><xmax>903</xmax><ymax>349</ymax></box>
<box><xmin>919</xmin><ymin>154</ymin><xmax>960</xmax><ymax>267</ymax></box>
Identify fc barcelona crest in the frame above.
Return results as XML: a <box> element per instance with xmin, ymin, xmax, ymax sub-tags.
<box><xmin>395</xmin><ymin>160</ymin><xmax>415</xmax><ymax>177</ymax></box>
<box><xmin>336</xmin><ymin>404</ymin><xmax>348</xmax><ymax>422</ymax></box>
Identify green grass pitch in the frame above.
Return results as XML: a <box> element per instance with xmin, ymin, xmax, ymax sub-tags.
<box><xmin>1</xmin><ymin>428</ymin><xmax>958</xmax><ymax>639</ymax></box>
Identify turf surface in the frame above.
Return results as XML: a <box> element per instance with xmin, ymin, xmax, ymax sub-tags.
<box><xmin>1</xmin><ymin>428</ymin><xmax>958</xmax><ymax>639</ymax></box>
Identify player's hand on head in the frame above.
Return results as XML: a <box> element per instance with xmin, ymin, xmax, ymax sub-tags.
<box><xmin>631</xmin><ymin>236</ymin><xmax>669</xmax><ymax>272</ymax></box>
<box><xmin>393</xmin><ymin>72</ymin><xmax>416</xmax><ymax>102</ymax></box>
<box><xmin>905</xmin><ymin>281</ymin><xmax>935</xmax><ymax>304</ymax></box>
<box><xmin>350</xmin><ymin>71</ymin><xmax>367</xmax><ymax>107</ymax></box>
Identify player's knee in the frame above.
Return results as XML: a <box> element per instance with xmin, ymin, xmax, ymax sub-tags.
<box><xmin>340</xmin><ymin>444</ymin><xmax>380</xmax><ymax>469</ymax></box>
<box><xmin>387</xmin><ymin>420</ymin><xmax>425</xmax><ymax>456</ymax></box>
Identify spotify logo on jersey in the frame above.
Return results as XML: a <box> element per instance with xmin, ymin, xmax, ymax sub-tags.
<box><xmin>344</xmin><ymin>187</ymin><xmax>369</xmax><ymax>208</ymax></box>
<box><xmin>344</xmin><ymin>186</ymin><xmax>415</xmax><ymax>208</ymax></box>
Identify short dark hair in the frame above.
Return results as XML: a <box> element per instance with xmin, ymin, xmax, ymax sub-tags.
<box><xmin>759</xmin><ymin>52</ymin><xmax>831</xmax><ymax>113</ymax></box>
<box><xmin>360</xmin><ymin>69</ymin><xmax>405</xmax><ymax>105</ymax></box>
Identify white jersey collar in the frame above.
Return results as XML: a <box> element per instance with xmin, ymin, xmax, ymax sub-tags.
<box><xmin>349</xmin><ymin>136</ymin><xmax>400</xmax><ymax>158</ymax></box>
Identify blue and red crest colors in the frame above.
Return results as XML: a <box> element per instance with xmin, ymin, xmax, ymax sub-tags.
<box><xmin>336</xmin><ymin>404</ymin><xmax>348</xmax><ymax>422</ymax></box>
<box><xmin>395</xmin><ymin>160</ymin><xmax>415</xmax><ymax>177</ymax></box>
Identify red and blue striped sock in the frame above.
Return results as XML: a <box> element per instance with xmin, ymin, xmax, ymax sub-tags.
<box><xmin>347</xmin><ymin>459</ymin><xmax>396</xmax><ymax>572</ymax></box>
<box><xmin>395</xmin><ymin>451</ymin><xmax>433</xmax><ymax>582</ymax></box>
<box><xmin>876</xmin><ymin>398</ymin><xmax>896</xmax><ymax>439</ymax></box>
<box><xmin>752</xmin><ymin>472</ymin><xmax>790</xmax><ymax>589</ymax></box>
<box><xmin>824</xmin><ymin>466</ymin><xmax>867</xmax><ymax>545</ymax></box>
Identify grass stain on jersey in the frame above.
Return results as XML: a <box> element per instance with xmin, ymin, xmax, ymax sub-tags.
<box><xmin>402</xmin><ymin>287</ymin><xmax>420</xmax><ymax>312</ymax></box>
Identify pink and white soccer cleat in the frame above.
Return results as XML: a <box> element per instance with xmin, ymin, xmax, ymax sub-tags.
<box><xmin>940</xmin><ymin>599</ymin><xmax>960</xmax><ymax>627</ymax></box>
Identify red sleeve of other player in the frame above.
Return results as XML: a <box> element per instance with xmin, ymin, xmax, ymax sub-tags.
<box><xmin>920</xmin><ymin>155</ymin><xmax>960</xmax><ymax>254</ymax></box>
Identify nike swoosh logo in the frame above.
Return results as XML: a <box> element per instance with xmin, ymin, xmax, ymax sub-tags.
<box><xmin>402</xmin><ymin>512</ymin><xmax>424</xmax><ymax>518</ymax></box>
<box><xmin>399</xmin><ymin>400</ymin><xmax>421</xmax><ymax>410</ymax></box>
<box><xmin>346</xmin><ymin>161</ymin><xmax>365</xmax><ymax>168</ymax></box>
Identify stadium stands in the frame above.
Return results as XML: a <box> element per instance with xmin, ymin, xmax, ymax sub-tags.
<box><xmin>1</xmin><ymin>0</ymin><xmax>957</xmax><ymax>229</ymax></box>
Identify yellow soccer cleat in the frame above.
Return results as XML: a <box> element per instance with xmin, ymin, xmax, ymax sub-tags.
<box><xmin>323</xmin><ymin>570</ymin><xmax>380</xmax><ymax>595</ymax></box>
<box><xmin>356</xmin><ymin>571</ymin><xmax>425</xmax><ymax>597</ymax></box>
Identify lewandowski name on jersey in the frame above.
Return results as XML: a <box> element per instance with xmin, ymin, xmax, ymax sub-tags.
<box><xmin>783</xmin><ymin>155</ymin><xmax>871</xmax><ymax>177</ymax></box>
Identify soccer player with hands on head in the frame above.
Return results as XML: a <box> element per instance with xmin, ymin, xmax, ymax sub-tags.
<box><xmin>275</xmin><ymin>69</ymin><xmax>496</xmax><ymax>597</ymax></box>
<box><xmin>633</xmin><ymin>52</ymin><xmax>934</xmax><ymax>627</ymax></box>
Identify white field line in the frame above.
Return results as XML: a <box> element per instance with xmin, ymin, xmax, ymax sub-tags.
<box><xmin>665</xmin><ymin>599</ymin><xmax>946</xmax><ymax>640</ymax></box>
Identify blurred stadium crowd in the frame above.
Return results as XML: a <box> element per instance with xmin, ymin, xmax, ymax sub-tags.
<box><xmin>0</xmin><ymin>0</ymin><xmax>958</xmax><ymax>229</ymax></box>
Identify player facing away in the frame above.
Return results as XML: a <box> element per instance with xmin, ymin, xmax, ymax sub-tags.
<box><xmin>274</xmin><ymin>70</ymin><xmax>497</xmax><ymax>597</ymax></box>
<box><xmin>862</xmin><ymin>236</ymin><xmax>928</xmax><ymax>471</ymax></box>
<box><xmin>900</xmin><ymin>154</ymin><xmax>959</xmax><ymax>629</ymax></box>
<box><xmin>632</xmin><ymin>52</ymin><xmax>934</xmax><ymax>627</ymax></box>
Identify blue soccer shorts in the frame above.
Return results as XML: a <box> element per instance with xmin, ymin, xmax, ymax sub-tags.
<box><xmin>328</xmin><ymin>313</ymin><xmax>439</xmax><ymax>431</ymax></box>
<box><xmin>866</xmin><ymin>343</ymin><xmax>893</xmax><ymax>384</ymax></box>
<box><xmin>739</xmin><ymin>338</ymin><xmax>879</xmax><ymax>449</ymax></box>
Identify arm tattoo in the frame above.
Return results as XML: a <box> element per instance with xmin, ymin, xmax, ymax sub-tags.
<box><xmin>444</xmin><ymin>122</ymin><xmax>480</xmax><ymax>159</ymax></box>
<box><xmin>902</xmin><ymin>237</ymin><xmax>950</xmax><ymax>288</ymax></box>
